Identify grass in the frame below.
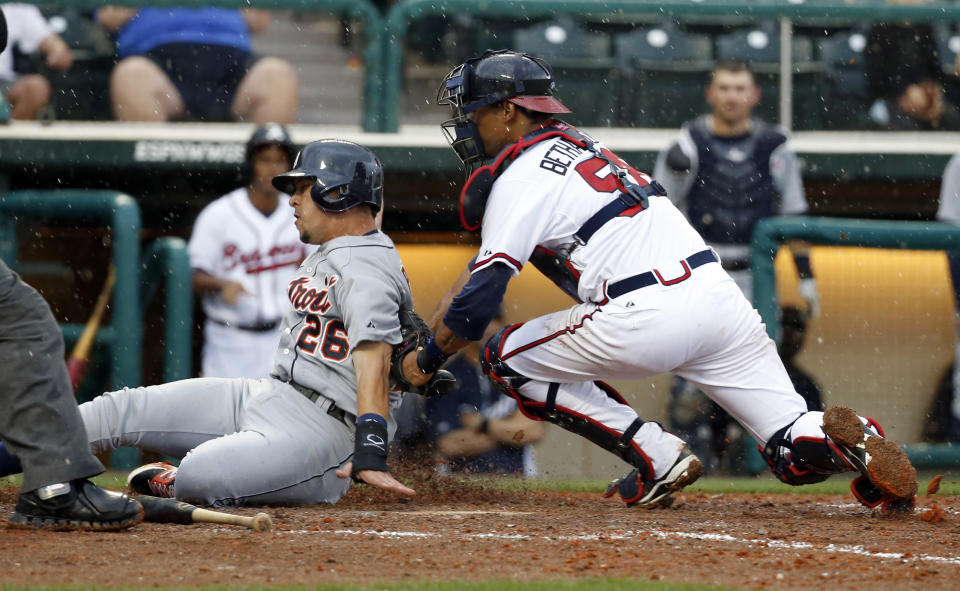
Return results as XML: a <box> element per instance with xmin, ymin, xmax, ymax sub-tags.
<box><xmin>3</xmin><ymin>470</ymin><xmax>958</xmax><ymax>496</ymax></box>
<box><xmin>484</xmin><ymin>471</ymin><xmax>960</xmax><ymax>496</ymax></box>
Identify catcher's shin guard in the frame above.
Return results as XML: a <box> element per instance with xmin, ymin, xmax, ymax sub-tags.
<box><xmin>481</xmin><ymin>327</ymin><xmax>654</xmax><ymax>479</ymax></box>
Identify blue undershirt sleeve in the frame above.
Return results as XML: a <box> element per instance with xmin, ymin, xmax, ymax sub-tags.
<box><xmin>443</xmin><ymin>262</ymin><xmax>513</xmax><ymax>341</ymax></box>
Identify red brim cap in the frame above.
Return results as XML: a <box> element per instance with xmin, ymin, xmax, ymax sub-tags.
<box><xmin>508</xmin><ymin>95</ymin><xmax>572</xmax><ymax>114</ymax></box>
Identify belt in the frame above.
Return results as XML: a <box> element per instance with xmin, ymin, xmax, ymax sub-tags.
<box><xmin>210</xmin><ymin>318</ymin><xmax>280</xmax><ymax>332</ymax></box>
<box><xmin>606</xmin><ymin>249</ymin><xmax>719</xmax><ymax>299</ymax></box>
<box><xmin>289</xmin><ymin>382</ymin><xmax>354</xmax><ymax>426</ymax></box>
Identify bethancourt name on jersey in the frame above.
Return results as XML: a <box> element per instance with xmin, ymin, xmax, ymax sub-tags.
<box><xmin>539</xmin><ymin>138</ymin><xmax>585</xmax><ymax>175</ymax></box>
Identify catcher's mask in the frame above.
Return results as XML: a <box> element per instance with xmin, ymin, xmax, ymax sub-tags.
<box><xmin>272</xmin><ymin>139</ymin><xmax>383</xmax><ymax>213</ymax></box>
<box><xmin>436</xmin><ymin>49</ymin><xmax>571</xmax><ymax>176</ymax></box>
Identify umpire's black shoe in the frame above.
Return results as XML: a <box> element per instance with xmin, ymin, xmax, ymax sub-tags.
<box><xmin>11</xmin><ymin>479</ymin><xmax>143</xmax><ymax>531</ymax></box>
<box><xmin>603</xmin><ymin>447</ymin><xmax>704</xmax><ymax>509</ymax></box>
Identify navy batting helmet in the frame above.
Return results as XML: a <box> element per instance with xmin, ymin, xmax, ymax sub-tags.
<box><xmin>272</xmin><ymin>139</ymin><xmax>383</xmax><ymax>213</ymax></box>
<box><xmin>243</xmin><ymin>123</ymin><xmax>296</xmax><ymax>184</ymax></box>
<box><xmin>437</xmin><ymin>50</ymin><xmax>571</xmax><ymax>173</ymax></box>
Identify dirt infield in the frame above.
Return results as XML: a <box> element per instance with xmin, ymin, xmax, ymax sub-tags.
<box><xmin>1</xmin><ymin>479</ymin><xmax>958</xmax><ymax>590</ymax></box>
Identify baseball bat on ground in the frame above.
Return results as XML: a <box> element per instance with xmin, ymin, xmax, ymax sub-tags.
<box><xmin>136</xmin><ymin>495</ymin><xmax>273</xmax><ymax>531</ymax></box>
<box><xmin>67</xmin><ymin>265</ymin><xmax>116</xmax><ymax>392</ymax></box>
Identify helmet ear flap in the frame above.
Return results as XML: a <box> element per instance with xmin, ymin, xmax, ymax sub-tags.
<box><xmin>309</xmin><ymin>182</ymin><xmax>334</xmax><ymax>209</ymax></box>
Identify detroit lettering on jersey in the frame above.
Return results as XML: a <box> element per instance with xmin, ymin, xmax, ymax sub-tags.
<box><xmin>288</xmin><ymin>274</ymin><xmax>338</xmax><ymax>314</ymax></box>
<box><xmin>223</xmin><ymin>241</ymin><xmax>306</xmax><ymax>274</ymax></box>
<box><xmin>539</xmin><ymin>138</ymin><xmax>585</xmax><ymax>176</ymax></box>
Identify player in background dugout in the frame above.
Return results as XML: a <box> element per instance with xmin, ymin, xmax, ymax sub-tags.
<box><xmin>653</xmin><ymin>59</ymin><xmax>822</xmax><ymax>474</ymax></box>
<box><xmin>400</xmin><ymin>49</ymin><xmax>916</xmax><ymax>512</ymax></box>
<box><xmin>426</xmin><ymin>312</ymin><xmax>545</xmax><ymax>476</ymax></box>
<box><xmin>927</xmin><ymin>154</ymin><xmax>960</xmax><ymax>442</ymax></box>
<box><xmin>96</xmin><ymin>6</ymin><xmax>297</xmax><ymax>123</ymax></box>
<box><xmin>188</xmin><ymin>123</ymin><xmax>308</xmax><ymax>379</ymax></box>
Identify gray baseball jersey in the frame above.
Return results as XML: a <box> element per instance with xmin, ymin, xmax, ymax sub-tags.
<box><xmin>79</xmin><ymin>230</ymin><xmax>413</xmax><ymax>507</ymax></box>
<box><xmin>272</xmin><ymin>231</ymin><xmax>410</xmax><ymax>415</ymax></box>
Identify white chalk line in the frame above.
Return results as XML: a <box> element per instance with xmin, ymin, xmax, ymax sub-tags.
<box><xmin>278</xmin><ymin>503</ymin><xmax>960</xmax><ymax>567</ymax></box>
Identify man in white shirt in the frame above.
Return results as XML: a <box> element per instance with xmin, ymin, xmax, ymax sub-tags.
<box><xmin>187</xmin><ymin>124</ymin><xmax>307</xmax><ymax>378</ymax></box>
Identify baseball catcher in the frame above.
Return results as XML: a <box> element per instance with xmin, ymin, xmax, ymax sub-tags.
<box><xmin>395</xmin><ymin>49</ymin><xmax>917</xmax><ymax>511</ymax></box>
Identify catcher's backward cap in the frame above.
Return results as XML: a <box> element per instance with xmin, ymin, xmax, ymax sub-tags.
<box><xmin>272</xmin><ymin>139</ymin><xmax>384</xmax><ymax>213</ymax></box>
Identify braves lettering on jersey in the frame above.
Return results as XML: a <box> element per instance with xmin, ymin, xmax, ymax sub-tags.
<box><xmin>80</xmin><ymin>230</ymin><xmax>413</xmax><ymax>507</ymax></box>
<box><xmin>187</xmin><ymin>188</ymin><xmax>308</xmax><ymax>378</ymax></box>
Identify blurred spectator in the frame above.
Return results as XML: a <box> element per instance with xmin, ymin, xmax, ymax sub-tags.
<box><xmin>339</xmin><ymin>0</ymin><xmax>393</xmax><ymax>68</ymax></box>
<box><xmin>925</xmin><ymin>153</ymin><xmax>960</xmax><ymax>442</ymax></box>
<box><xmin>97</xmin><ymin>6</ymin><xmax>298</xmax><ymax>123</ymax></box>
<box><xmin>187</xmin><ymin>124</ymin><xmax>307</xmax><ymax>378</ymax></box>
<box><xmin>0</xmin><ymin>3</ymin><xmax>73</xmax><ymax>120</ymax></box>
<box><xmin>425</xmin><ymin>313</ymin><xmax>546</xmax><ymax>476</ymax></box>
<box><xmin>653</xmin><ymin>59</ymin><xmax>820</xmax><ymax>473</ymax></box>
<box><xmin>864</xmin><ymin>19</ymin><xmax>960</xmax><ymax>130</ymax></box>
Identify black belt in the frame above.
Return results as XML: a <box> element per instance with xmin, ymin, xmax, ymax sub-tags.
<box><xmin>210</xmin><ymin>318</ymin><xmax>280</xmax><ymax>332</ymax></box>
<box><xmin>289</xmin><ymin>382</ymin><xmax>353</xmax><ymax>426</ymax></box>
<box><xmin>606</xmin><ymin>249</ymin><xmax>719</xmax><ymax>299</ymax></box>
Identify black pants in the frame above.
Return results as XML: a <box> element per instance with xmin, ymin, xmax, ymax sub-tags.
<box><xmin>0</xmin><ymin>259</ymin><xmax>102</xmax><ymax>491</ymax></box>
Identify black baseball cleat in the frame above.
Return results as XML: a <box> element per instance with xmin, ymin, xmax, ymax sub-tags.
<box><xmin>603</xmin><ymin>447</ymin><xmax>704</xmax><ymax>509</ymax></box>
<box><xmin>127</xmin><ymin>461</ymin><xmax>178</xmax><ymax>497</ymax></box>
<box><xmin>822</xmin><ymin>406</ymin><xmax>918</xmax><ymax>501</ymax></box>
<box><xmin>10</xmin><ymin>479</ymin><xmax>143</xmax><ymax>531</ymax></box>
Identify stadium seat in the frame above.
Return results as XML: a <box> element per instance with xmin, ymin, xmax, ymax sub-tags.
<box><xmin>513</xmin><ymin>16</ymin><xmax>619</xmax><ymax>127</ymax></box>
<box><xmin>615</xmin><ymin>22</ymin><xmax>714</xmax><ymax>127</ymax></box>
<box><xmin>815</xmin><ymin>29</ymin><xmax>872</xmax><ymax>130</ymax></box>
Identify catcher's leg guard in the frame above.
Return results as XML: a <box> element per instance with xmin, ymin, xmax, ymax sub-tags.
<box><xmin>481</xmin><ymin>326</ymin><xmax>655</xmax><ymax>479</ymax></box>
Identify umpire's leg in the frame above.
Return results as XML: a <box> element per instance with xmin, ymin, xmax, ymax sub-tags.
<box><xmin>0</xmin><ymin>260</ymin><xmax>104</xmax><ymax>491</ymax></box>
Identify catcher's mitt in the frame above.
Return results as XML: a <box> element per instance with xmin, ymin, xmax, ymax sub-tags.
<box><xmin>390</xmin><ymin>309</ymin><xmax>456</xmax><ymax>398</ymax></box>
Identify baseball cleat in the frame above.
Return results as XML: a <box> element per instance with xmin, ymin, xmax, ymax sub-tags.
<box><xmin>604</xmin><ymin>447</ymin><xmax>704</xmax><ymax>509</ymax></box>
<box><xmin>10</xmin><ymin>479</ymin><xmax>143</xmax><ymax>531</ymax></box>
<box><xmin>822</xmin><ymin>406</ymin><xmax>917</xmax><ymax>500</ymax></box>
<box><xmin>127</xmin><ymin>461</ymin><xmax>178</xmax><ymax>498</ymax></box>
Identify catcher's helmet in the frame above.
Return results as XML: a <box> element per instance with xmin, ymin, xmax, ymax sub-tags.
<box><xmin>272</xmin><ymin>139</ymin><xmax>383</xmax><ymax>213</ymax></box>
<box><xmin>437</xmin><ymin>50</ymin><xmax>571</xmax><ymax>174</ymax></box>
<box><xmin>243</xmin><ymin>123</ymin><xmax>297</xmax><ymax>185</ymax></box>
